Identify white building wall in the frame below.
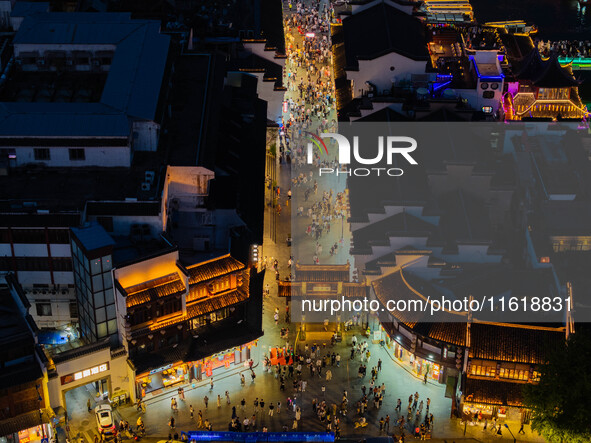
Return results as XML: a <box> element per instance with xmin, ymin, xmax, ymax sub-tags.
<box><xmin>50</xmin><ymin>244</ymin><xmax>72</xmax><ymax>257</ymax></box>
<box><xmin>47</xmin><ymin>348</ymin><xmax>135</xmax><ymax>409</ymax></box>
<box><xmin>132</xmin><ymin>121</ymin><xmax>160</xmax><ymax>152</ymax></box>
<box><xmin>444</xmin><ymin>245</ymin><xmax>502</xmax><ymax>263</ymax></box>
<box><xmin>31</xmin><ymin>296</ymin><xmax>73</xmax><ymax>328</ymax></box>
<box><xmin>0</xmin><ymin>243</ymin><xmax>11</xmax><ymax>256</ymax></box>
<box><xmin>242</xmin><ymin>42</ymin><xmax>286</xmax><ymax>68</ymax></box>
<box><xmin>349</xmin><ymin>53</ymin><xmax>427</xmax><ymax>98</ymax></box>
<box><xmin>17</xmin><ymin>270</ymin><xmax>74</xmax><ymax>285</ymax></box>
<box><xmin>13</xmin><ymin>243</ymin><xmax>48</xmax><ymax>256</ymax></box>
<box><xmin>246</xmin><ymin>72</ymin><xmax>284</xmax><ymax>123</ymax></box>
<box><xmin>14</xmin><ymin>146</ymin><xmax>131</xmax><ymax>167</ymax></box>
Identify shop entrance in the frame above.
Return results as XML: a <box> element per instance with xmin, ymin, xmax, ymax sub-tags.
<box><xmin>64</xmin><ymin>377</ymin><xmax>111</xmax><ymax>430</ymax></box>
<box><xmin>136</xmin><ymin>363</ymin><xmax>189</xmax><ymax>399</ymax></box>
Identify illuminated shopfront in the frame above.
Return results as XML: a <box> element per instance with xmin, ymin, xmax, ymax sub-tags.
<box><xmin>391</xmin><ymin>341</ymin><xmax>442</xmax><ymax>382</ymax></box>
<box><xmin>17</xmin><ymin>425</ymin><xmax>52</xmax><ymax>443</ymax></box>
<box><xmin>135</xmin><ymin>340</ymin><xmax>258</xmax><ymax>398</ymax></box>
<box><xmin>0</xmin><ymin>423</ymin><xmax>54</xmax><ymax>443</ymax></box>
<box><xmin>136</xmin><ymin>362</ymin><xmax>189</xmax><ymax>397</ymax></box>
<box><xmin>189</xmin><ymin>340</ymin><xmax>258</xmax><ymax>379</ymax></box>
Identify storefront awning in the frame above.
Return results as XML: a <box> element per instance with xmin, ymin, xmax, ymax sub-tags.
<box><xmin>0</xmin><ymin>409</ymin><xmax>52</xmax><ymax>438</ymax></box>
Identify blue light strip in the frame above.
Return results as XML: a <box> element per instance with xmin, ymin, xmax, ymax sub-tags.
<box><xmin>433</xmin><ymin>80</ymin><xmax>452</xmax><ymax>91</ymax></box>
<box><xmin>469</xmin><ymin>56</ymin><xmax>505</xmax><ymax>81</ymax></box>
<box><xmin>182</xmin><ymin>431</ymin><xmax>336</xmax><ymax>442</ymax></box>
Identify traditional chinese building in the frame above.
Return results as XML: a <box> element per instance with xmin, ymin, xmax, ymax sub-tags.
<box><xmin>503</xmin><ymin>48</ymin><xmax>587</xmax><ymax>121</ymax></box>
<box><xmin>278</xmin><ymin>263</ymin><xmax>368</xmax><ymax>338</ymax></box>
<box><xmin>113</xmin><ymin>250</ymin><xmax>263</xmax><ymax>399</ymax></box>
<box><xmin>462</xmin><ymin>322</ymin><xmax>565</xmax><ymax>422</ymax></box>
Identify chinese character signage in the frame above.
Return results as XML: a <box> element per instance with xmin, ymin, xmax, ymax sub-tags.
<box><xmin>60</xmin><ymin>362</ymin><xmax>110</xmax><ymax>385</ymax></box>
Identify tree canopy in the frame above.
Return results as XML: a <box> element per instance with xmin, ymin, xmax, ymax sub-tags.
<box><xmin>523</xmin><ymin>331</ymin><xmax>591</xmax><ymax>442</ymax></box>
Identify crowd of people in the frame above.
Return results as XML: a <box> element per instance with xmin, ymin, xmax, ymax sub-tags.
<box><xmin>179</xmin><ymin>337</ymin><xmax>438</xmax><ymax>442</ymax></box>
<box><xmin>537</xmin><ymin>39</ymin><xmax>591</xmax><ymax>59</ymax></box>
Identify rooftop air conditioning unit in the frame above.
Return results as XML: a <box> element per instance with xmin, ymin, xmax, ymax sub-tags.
<box><xmin>145</xmin><ymin>170</ymin><xmax>155</xmax><ymax>184</ymax></box>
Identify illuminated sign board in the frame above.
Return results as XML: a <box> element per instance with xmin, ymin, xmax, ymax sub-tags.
<box><xmin>60</xmin><ymin>362</ymin><xmax>109</xmax><ymax>385</ymax></box>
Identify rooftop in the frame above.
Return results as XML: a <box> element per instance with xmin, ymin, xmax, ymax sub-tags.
<box><xmin>71</xmin><ymin>222</ymin><xmax>115</xmax><ymax>252</ymax></box>
<box><xmin>186</xmin><ymin>254</ymin><xmax>245</xmax><ymax>285</ymax></box>
<box><xmin>0</xmin><ymin>154</ymin><xmax>162</xmax><ymax>211</ymax></box>
<box><xmin>341</xmin><ymin>2</ymin><xmax>430</xmax><ymax>70</ymax></box>
<box><xmin>0</xmin><ymin>12</ymin><xmax>170</xmax><ymax>137</ymax></box>
<box><xmin>469</xmin><ymin>322</ymin><xmax>564</xmax><ymax>364</ymax></box>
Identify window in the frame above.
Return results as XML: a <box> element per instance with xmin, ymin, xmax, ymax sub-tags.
<box><xmin>36</xmin><ymin>302</ymin><xmax>52</xmax><ymax>316</ymax></box>
<box><xmin>47</xmin><ymin>229</ymin><xmax>70</xmax><ymax>244</ymax></box>
<box><xmin>53</xmin><ymin>257</ymin><xmax>73</xmax><ymax>271</ymax></box>
<box><xmin>11</xmin><ymin>229</ymin><xmax>46</xmax><ymax>243</ymax></box>
<box><xmin>469</xmin><ymin>360</ymin><xmax>496</xmax><ymax>378</ymax></box>
<box><xmin>16</xmin><ymin>257</ymin><xmax>50</xmax><ymax>271</ymax></box>
<box><xmin>69</xmin><ymin>148</ymin><xmax>85</xmax><ymax>161</ymax></box>
<box><xmin>34</xmin><ymin>148</ymin><xmax>50</xmax><ymax>161</ymax></box>
<box><xmin>499</xmin><ymin>364</ymin><xmax>530</xmax><ymax>380</ymax></box>
<box><xmin>161</xmin><ymin>299</ymin><xmax>181</xmax><ymax>316</ymax></box>
<box><xmin>69</xmin><ymin>301</ymin><xmax>79</xmax><ymax>318</ymax></box>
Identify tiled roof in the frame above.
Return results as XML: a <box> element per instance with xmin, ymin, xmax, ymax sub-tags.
<box><xmin>416</xmin><ymin>322</ymin><xmax>467</xmax><ymax>347</ymax></box>
<box><xmin>186</xmin><ymin>289</ymin><xmax>248</xmax><ymax>318</ymax></box>
<box><xmin>294</xmin><ymin>264</ymin><xmax>350</xmax><ymax>282</ymax></box>
<box><xmin>187</xmin><ymin>254</ymin><xmax>244</xmax><ymax>285</ymax></box>
<box><xmin>469</xmin><ymin>323</ymin><xmax>564</xmax><ymax>364</ymax></box>
<box><xmin>372</xmin><ymin>269</ymin><xmax>466</xmax><ymax>328</ymax></box>
<box><xmin>277</xmin><ymin>281</ymin><xmax>367</xmax><ymax>298</ymax></box>
<box><xmin>125</xmin><ymin>273</ymin><xmax>185</xmax><ymax>308</ymax></box>
<box><xmin>464</xmin><ymin>377</ymin><xmax>525</xmax><ymax>407</ymax></box>
<box><xmin>0</xmin><ymin>409</ymin><xmax>52</xmax><ymax>439</ymax></box>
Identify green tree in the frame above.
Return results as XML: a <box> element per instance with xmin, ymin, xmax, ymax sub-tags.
<box><xmin>523</xmin><ymin>332</ymin><xmax>591</xmax><ymax>442</ymax></box>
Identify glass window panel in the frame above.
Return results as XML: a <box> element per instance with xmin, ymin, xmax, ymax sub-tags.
<box><xmin>107</xmin><ymin>319</ymin><xmax>117</xmax><ymax>335</ymax></box>
<box><xmin>94</xmin><ymin>291</ymin><xmax>105</xmax><ymax>308</ymax></box>
<box><xmin>85</xmin><ymin>270</ymin><xmax>91</xmax><ymax>288</ymax></box>
<box><xmin>102</xmin><ymin>255</ymin><xmax>112</xmax><ymax>271</ymax></box>
<box><xmin>104</xmin><ymin>288</ymin><xmax>114</xmax><ymax>305</ymax></box>
<box><xmin>96</xmin><ymin>307</ymin><xmax>106</xmax><ymax>323</ymax></box>
<box><xmin>83</xmin><ymin>257</ymin><xmax>89</xmax><ymax>272</ymax></box>
<box><xmin>103</xmin><ymin>273</ymin><xmax>113</xmax><ymax>289</ymax></box>
<box><xmin>92</xmin><ymin>274</ymin><xmax>103</xmax><ymax>291</ymax></box>
<box><xmin>97</xmin><ymin>322</ymin><xmax>107</xmax><ymax>338</ymax></box>
<box><xmin>91</xmin><ymin>258</ymin><xmax>102</xmax><ymax>275</ymax></box>
<box><xmin>106</xmin><ymin>304</ymin><xmax>116</xmax><ymax>320</ymax></box>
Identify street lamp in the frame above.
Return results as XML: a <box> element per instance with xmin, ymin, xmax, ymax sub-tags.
<box><xmin>504</xmin><ymin>424</ymin><xmax>516</xmax><ymax>443</ymax></box>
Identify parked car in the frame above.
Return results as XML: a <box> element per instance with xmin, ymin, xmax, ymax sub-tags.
<box><xmin>95</xmin><ymin>404</ymin><xmax>117</xmax><ymax>439</ymax></box>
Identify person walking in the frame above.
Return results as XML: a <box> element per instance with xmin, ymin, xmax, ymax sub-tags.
<box><xmin>197</xmin><ymin>410</ymin><xmax>203</xmax><ymax>428</ymax></box>
<box><xmin>210</xmin><ymin>378</ymin><xmax>214</xmax><ymax>390</ymax></box>
<box><xmin>518</xmin><ymin>423</ymin><xmax>526</xmax><ymax>434</ymax></box>
<box><xmin>225</xmin><ymin>391</ymin><xmax>231</xmax><ymax>405</ymax></box>
<box><xmin>217</xmin><ymin>394</ymin><xmax>221</xmax><ymax>408</ymax></box>
<box><xmin>189</xmin><ymin>405</ymin><xmax>194</xmax><ymax>419</ymax></box>
<box><xmin>168</xmin><ymin>416</ymin><xmax>175</xmax><ymax>430</ymax></box>
<box><xmin>268</xmin><ymin>403</ymin><xmax>274</xmax><ymax>417</ymax></box>
<box><xmin>377</xmin><ymin>358</ymin><xmax>382</xmax><ymax>371</ymax></box>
